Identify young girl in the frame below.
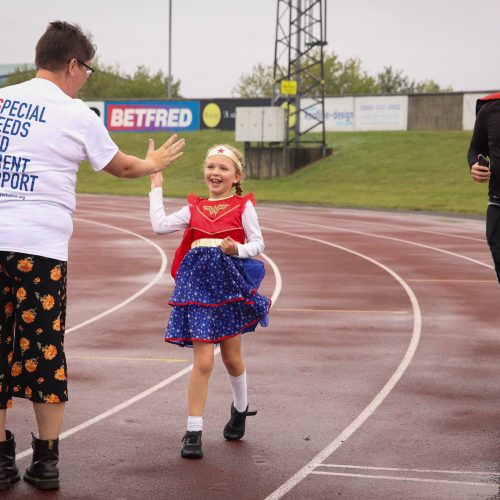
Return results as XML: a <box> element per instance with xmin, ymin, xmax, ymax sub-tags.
<box><xmin>149</xmin><ymin>144</ymin><xmax>270</xmax><ymax>459</ymax></box>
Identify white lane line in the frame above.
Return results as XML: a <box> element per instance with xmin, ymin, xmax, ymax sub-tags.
<box><xmin>263</xmin><ymin>227</ymin><xmax>422</xmax><ymax>500</ymax></box>
<box><xmin>261</xmin><ymin>214</ymin><xmax>486</xmax><ymax>243</ymax></box>
<box><xmin>68</xmin><ymin>355</ymin><xmax>188</xmax><ymax>363</ymax></box>
<box><xmin>262</xmin><ymin>218</ymin><xmax>494</xmax><ymax>271</ymax></box>
<box><xmin>66</xmin><ymin>218</ymin><xmax>167</xmax><ymax>335</ymax></box>
<box><xmin>15</xmin><ymin>364</ymin><xmax>193</xmax><ymax>461</ymax></box>
<box><xmin>407</xmin><ymin>278</ymin><xmax>495</xmax><ymax>283</ymax></box>
<box><xmin>276</xmin><ymin>308</ymin><xmax>408</xmax><ymax>314</ymax></box>
<box><xmin>259</xmin><ymin>207</ymin><xmax>484</xmax><ymax>235</ymax></box>
<box><xmin>317</xmin><ymin>464</ymin><xmax>499</xmax><ymax>476</ymax></box>
<box><xmin>309</xmin><ymin>471</ymin><xmax>498</xmax><ymax>488</ymax></box>
<box><xmin>261</xmin><ymin>252</ymin><xmax>282</xmax><ymax>307</ymax></box>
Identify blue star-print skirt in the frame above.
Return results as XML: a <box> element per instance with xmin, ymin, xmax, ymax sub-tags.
<box><xmin>165</xmin><ymin>247</ymin><xmax>270</xmax><ymax>347</ymax></box>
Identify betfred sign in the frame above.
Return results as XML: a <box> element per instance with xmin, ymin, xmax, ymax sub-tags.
<box><xmin>105</xmin><ymin>101</ymin><xmax>199</xmax><ymax>131</ymax></box>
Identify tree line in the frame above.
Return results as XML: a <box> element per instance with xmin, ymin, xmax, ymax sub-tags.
<box><xmin>232</xmin><ymin>50</ymin><xmax>452</xmax><ymax>97</ymax></box>
<box><xmin>1</xmin><ymin>61</ymin><xmax>181</xmax><ymax>99</ymax></box>
<box><xmin>1</xmin><ymin>51</ymin><xmax>451</xmax><ymax>99</ymax></box>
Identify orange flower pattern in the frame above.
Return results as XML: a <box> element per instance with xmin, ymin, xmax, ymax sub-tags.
<box><xmin>42</xmin><ymin>345</ymin><xmax>57</xmax><ymax>361</ymax></box>
<box><xmin>19</xmin><ymin>337</ymin><xmax>30</xmax><ymax>353</ymax></box>
<box><xmin>0</xmin><ymin>252</ymin><xmax>68</xmax><ymax>408</ymax></box>
<box><xmin>17</xmin><ymin>257</ymin><xmax>34</xmax><ymax>273</ymax></box>
<box><xmin>21</xmin><ymin>309</ymin><xmax>36</xmax><ymax>324</ymax></box>
<box><xmin>41</xmin><ymin>294</ymin><xmax>55</xmax><ymax>311</ymax></box>
<box><xmin>16</xmin><ymin>287</ymin><xmax>27</xmax><ymax>302</ymax></box>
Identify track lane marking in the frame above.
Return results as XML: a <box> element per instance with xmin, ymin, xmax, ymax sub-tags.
<box><xmin>276</xmin><ymin>308</ymin><xmax>408</xmax><ymax>314</ymax></box>
<box><xmin>317</xmin><ymin>464</ymin><xmax>500</xmax><ymax>476</ymax></box>
<box><xmin>309</xmin><ymin>471</ymin><xmax>498</xmax><ymax>489</ymax></box>
<box><xmin>68</xmin><ymin>355</ymin><xmax>188</xmax><ymax>363</ymax></box>
<box><xmin>263</xmin><ymin>227</ymin><xmax>422</xmax><ymax>500</ymax></box>
<box><xmin>66</xmin><ymin>218</ymin><xmax>167</xmax><ymax>335</ymax></box>
<box><xmin>260</xmin><ymin>213</ymin><xmax>485</xmax><ymax>243</ymax></box>
<box><xmin>261</xmin><ymin>218</ymin><xmax>494</xmax><ymax>271</ymax></box>
<box><xmin>407</xmin><ymin>278</ymin><xmax>496</xmax><ymax>283</ymax></box>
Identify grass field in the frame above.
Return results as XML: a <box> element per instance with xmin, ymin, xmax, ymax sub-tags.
<box><xmin>76</xmin><ymin>130</ymin><xmax>488</xmax><ymax>216</ymax></box>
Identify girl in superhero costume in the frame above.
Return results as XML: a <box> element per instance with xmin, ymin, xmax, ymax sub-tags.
<box><xmin>149</xmin><ymin>144</ymin><xmax>270</xmax><ymax>459</ymax></box>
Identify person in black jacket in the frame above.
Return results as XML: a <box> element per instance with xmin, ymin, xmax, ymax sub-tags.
<box><xmin>468</xmin><ymin>92</ymin><xmax>500</xmax><ymax>282</ymax></box>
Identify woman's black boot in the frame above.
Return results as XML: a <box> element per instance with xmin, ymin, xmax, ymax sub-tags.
<box><xmin>23</xmin><ymin>433</ymin><xmax>59</xmax><ymax>490</ymax></box>
<box><xmin>223</xmin><ymin>403</ymin><xmax>257</xmax><ymax>440</ymax></box>
<box><xmin>0</xmin><ymin>430</ymin><xmax>20</xmax><ymax>490</ymax></box>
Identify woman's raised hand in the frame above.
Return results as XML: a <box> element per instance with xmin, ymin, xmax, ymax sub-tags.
<box><xmin>146</xmin><ymin>134</ymin><xmax>185</xmax><ymax>172</ymax></box>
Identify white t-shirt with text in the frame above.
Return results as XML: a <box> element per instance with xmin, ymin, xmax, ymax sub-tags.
<box><xmin>0</xmin><ymin>78</ymin><xmax>118</xmax><ymax>260</ymax></box>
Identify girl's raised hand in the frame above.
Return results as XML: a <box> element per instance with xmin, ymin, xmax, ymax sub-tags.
<box><xmin>150</xmin><ymin>171</ymin><xmax>164</xmax><ymax>190</ymax></box>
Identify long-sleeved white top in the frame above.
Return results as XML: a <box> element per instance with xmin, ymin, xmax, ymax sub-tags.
<box><xmin>149</xmin><ymin>187</ymin><xmax>265</xmax><ymax>258</ymax></box>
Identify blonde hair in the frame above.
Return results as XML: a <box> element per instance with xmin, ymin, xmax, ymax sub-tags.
<box><xmin>205</xmin><ymin>144</ymin><xmax>244</xmax><ymax>195</ymax></box>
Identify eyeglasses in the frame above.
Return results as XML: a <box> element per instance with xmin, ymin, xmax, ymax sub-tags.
<box><xmin>76</xmin><ymin>59</ymin><xmax>95</xmax><ymax>78</ymax></box>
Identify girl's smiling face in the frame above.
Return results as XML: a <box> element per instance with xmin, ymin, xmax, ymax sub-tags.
<box><xmin>204</xmin><ymin>155</ymin><xmax>241</xmax><ymax>199</ymax></box>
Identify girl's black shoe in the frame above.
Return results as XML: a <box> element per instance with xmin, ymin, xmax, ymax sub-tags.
<box><xmin>223</xmin><ymin>403</ymin><xmax>257</xmax><ymax>441</ymax></box>
<box><xmin>181</xmin><ymin>431</ymin><xmax>203</xmax><ymax>458</ymax></box>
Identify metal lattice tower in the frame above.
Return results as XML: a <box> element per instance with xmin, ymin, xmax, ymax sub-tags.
<box><xmin>273</xmin><ymin>0</ymin><xmax>327</xmax><ymax>150</ymax></box>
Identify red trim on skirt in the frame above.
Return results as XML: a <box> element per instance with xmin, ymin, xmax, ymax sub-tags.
<box><xmin>165</xmin><ymin>318</ymin><xmax>260</xmax><ymax>345</ymax></box>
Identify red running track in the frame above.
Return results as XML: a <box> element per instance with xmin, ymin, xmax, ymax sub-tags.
<box><xmin>4</xmin><ymin>194</ymin><xmax>499</xmax><ymax>500</ymax></box>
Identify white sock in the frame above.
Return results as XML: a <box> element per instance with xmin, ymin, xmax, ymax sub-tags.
<box><xmin>229</xmin><ymin>371</ymin><xmax>248</xmax><ymax>412</ymax></box>
<box><xmin>187</xmin><ymin>416</ymin><xmax>203</xmax><ymax>432</ymax></box>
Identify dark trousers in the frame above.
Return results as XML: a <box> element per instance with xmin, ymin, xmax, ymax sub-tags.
<box><xmin>486</xmin><ymin>204</ymin><xmax>500</xmax><ymax>283</ymax></box>
<box><xmin>0</xmin><ymin>251</ymin><xmax>68</xmax><ymax>408</ymax></box>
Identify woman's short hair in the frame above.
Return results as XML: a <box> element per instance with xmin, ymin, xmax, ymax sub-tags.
<box><xmin>35</xmin><ymin>21</ymin><xmax>96</xmax><ymax>71</ymax></box>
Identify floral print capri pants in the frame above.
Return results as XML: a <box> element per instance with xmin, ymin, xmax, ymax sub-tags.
<box><xmin>0</xmin><ymin>251</ymin><xmax>68</xmax><ymax>408</ymax></box>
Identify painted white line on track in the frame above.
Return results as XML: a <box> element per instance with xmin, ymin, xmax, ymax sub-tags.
<box><xmin>263</xmin><ymin>227</ymin><xmax>422</xmax><ymax>500</ymax></box>
<box><xmin>261</xmin><ymin>213</ymin><xmax>486</xmax><ymax>243</ymax></box>
<box><xmin>276</xmin><ymin>308</ymin><xmax>408</xmax><ymax>314</ymax></box>
<box><xmin>263</xmin><ymin>218</ymin><xmax>494</xmax><ymax>271</ymax></box>
<box><xmin>15</xmin><ymin>363</ymin><xmax>193</xmax><ymax>461</ymax></box>
<box><xmin>309</xmin><ymin>471</ymin><xmax>498</xmax><ymax>489</ymax></box>
<box><xmin>261</xmin><ymin>252</ymin><xmax>282</xmax><ymax>307</ymax></box>
<box><xmin>66</xmin><ymin>218</ymin><xmax>167</xmax><ymax>335</ymax></box>
<box><xmin>317</xmin><ymin>464</ymin><xmax>499</xmax><ymax>476</ymax></box>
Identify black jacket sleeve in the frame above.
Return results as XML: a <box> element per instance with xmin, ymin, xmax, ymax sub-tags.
<box><xmin>467</xmin><ymin>106</ymin><xmax>489</xmax><ymax>169</ymax></box>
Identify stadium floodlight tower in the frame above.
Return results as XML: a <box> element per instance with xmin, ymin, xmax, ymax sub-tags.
<box><xmin>235</xmin><ymin>0</ymin><xmax>331</xmax><ymax>178</ymax></box>
<box><xmin>273</xmin><ymin>0</ymin><xmax>328</xmax><ymax>155</ymax></box>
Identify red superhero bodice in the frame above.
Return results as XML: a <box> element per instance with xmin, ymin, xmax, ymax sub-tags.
<box><xmin>171</xmin><ymin>193</ymin><xmax>256</xmax><ymax>278</ymax></box>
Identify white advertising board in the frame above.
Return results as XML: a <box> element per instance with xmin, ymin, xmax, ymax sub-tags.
<box><xmin>354</xmin><ymin>95</ymin><xmax>408</xmax><ymax>131</ymax></box>
<box><xmin>300</xmin><ymin>97</ymin><xmax>354</xmax><ymax>132</ymax></box>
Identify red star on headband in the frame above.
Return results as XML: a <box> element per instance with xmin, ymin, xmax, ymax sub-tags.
<box><xmin>217</xmin><ymin>148</ymin><xmax>225</xmax><ymax>154</ymax></box>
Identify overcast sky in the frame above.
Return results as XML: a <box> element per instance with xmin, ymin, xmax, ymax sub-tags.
<box><xmin>4</xmin><ymin>0</ymin><xmax>499</xmax><ymax>98</ymax></box>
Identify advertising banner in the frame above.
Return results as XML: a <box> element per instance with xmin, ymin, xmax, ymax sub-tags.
<box><xmin>105</xmin><ymin>101</ymin><xmax>200</xmax><ymax>132</ymax></box>
<box><xmin>354</xmin><ymin>96</ymin><xmax>408</xmax><ymax>131</ymax></box>
<box><xmin>300</xmin><ymin>97</ymin><xmax>355</xmax><ymax>132</ymax></box>
<box><xmin>84</xmin><ymin>101</ymin><xmax>105</xmax><ymax>122</ymax></box>
<box><xmin>200</xmin><ymin>98</ymin><xmax>269</xmax><ymax>130</ymax></box>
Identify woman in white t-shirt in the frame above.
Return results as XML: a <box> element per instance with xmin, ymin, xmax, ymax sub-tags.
<box><xmin>0</xmin><ymin>21</ymin><xmax>184</xmax><ymax>491</ymax></box>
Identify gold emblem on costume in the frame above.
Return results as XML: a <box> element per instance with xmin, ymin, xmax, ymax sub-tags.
<box><xmin>203</xmin><ymin>204</ymin><xmax>230</xmax><ymax>217</ymax></box>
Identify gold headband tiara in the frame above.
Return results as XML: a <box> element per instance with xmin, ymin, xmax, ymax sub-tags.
<box><xmin>205</xmin><ymin>145</ymin><xmax>243</xmax><ymax>173</ymax></box>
